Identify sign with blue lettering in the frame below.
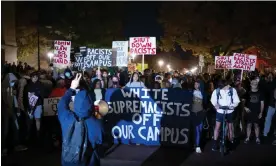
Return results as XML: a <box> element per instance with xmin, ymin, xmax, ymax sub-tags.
<box><xmin>104</xmin><ymin>88</ymin><xmax>193</xmax><ymax>146</ymax></box>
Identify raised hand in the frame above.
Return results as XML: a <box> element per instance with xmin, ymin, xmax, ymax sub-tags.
<box><xmin>70</xmin><ymin>73</ymin><xmax>82</xmax><ymax>90</ymax></box>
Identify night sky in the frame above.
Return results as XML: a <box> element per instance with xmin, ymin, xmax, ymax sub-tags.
<box><xmin>124</xmin><ymin>2</ymin><xmax>163</xmax><ymax>39</ymax></box>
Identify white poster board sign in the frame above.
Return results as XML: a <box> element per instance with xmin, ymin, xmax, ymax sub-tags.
<box><xmin>112</xmin><ymin>41</ymin><xmax>129</xmax><ymax>67</ymax></box>
<box><xmin>129</xmin><ymin>37</ymin><xmax>156</xmax><ymax>55</ymax></box>
<box><xmin>215</xmin><ymin>56</ymin><xmax>233</xmax><ymax>69</ymax></box>
<box><xmin>232</xmin><ymin>53</ymin><xmax>257</xmax><ymax>71</ymax></box>
<box><xmin>53</xmin><ymin>40</ymin><xmax>71</xmax><ymax>69</ymax></box>
<box><xmin>43</xmin><ymin>97</ymin><xmax>74</xmax><ymax>116</ymax></box>
<box><xmin>199</xmin><ymin>55</ymin><xmax>204</xmax><ymax>67</ymax></box>
<box><xmin>28</xmin><ymin>92</ymin><xmax>38</xmax><ymax>107</ymax></box>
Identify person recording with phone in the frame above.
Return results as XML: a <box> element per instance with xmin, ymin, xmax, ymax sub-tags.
<box><xmin>57</xmin><ymin>73</ymin><xmax>104</xmax><ymax>166</ymax></box>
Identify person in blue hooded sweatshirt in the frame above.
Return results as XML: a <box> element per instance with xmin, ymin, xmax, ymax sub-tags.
<box><xmin>58</xmin><ymin>73</ymin><xmax>103</xmax><ymax>166</ymax></box>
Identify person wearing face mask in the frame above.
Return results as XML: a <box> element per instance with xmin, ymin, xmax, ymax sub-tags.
<box><xmin>101</xmin><ymin>70</ymin><xmax>109</xmax><ymax>89</ymax></box>
<box><xmin>125</xmin><ymin>72</ymin><xmax>146</xmax><ymax>88</ymax></box>
<box><xmin>108</xmin><ymin>75</ymin><xmax>120</xmax><ymax>88</ymax></box>
<box><xmin>244</xmin><ymin>77</ymin><xmax>264</xmax><ymax>144</ymax></box>
<box><xmin>25</xmin><ymin>71</ymin><xmax>44</xmax><ymax>144</ymax></box>
<box><xmin>64</xmin><ymin>68</ymin><xmax>74</xmax><ymax>89</ymax></box>
<box><xmin>2</xmin><ymin>73</ymin><xmax>28</xmax><ymax>155</ymax></box>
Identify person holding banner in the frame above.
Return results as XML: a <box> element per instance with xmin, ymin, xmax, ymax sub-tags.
<box><xmin>191</xmin><ymin>81</ymin><xmax>206</xmax><ymax>153</ymax></box>
<box><xmin>91</xmin><ymin>79</ymin><xmax>106</xmax><ymax>102</ymax></box>
<box><xmin>125</xmin><ymin>72</ymin><xmax>146</xmax><ymax>88</ymax></box>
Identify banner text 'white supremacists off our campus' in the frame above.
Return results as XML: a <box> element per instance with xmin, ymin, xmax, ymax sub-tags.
<box><xmin>106</xmin><ymin>88</ymin><xmax>191</xmax><ymax>145</ymax></box>
<box><xmin>112</xmin><ymin>41</ymin><xmax>128</xmax><ymax>67</ymax></box>
<box><xmin>53</xmin><ymin>40</ymin><xmax>71</xmax><ymax>69</ymax></box>
<box><xmin>129</xmin><ymin>37</ymin><xmax>156</xmax><ymax>55</ymax></box>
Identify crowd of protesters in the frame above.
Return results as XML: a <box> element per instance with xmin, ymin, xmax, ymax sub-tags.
<box><xmin>1</xmin><ymin>61</ymin><xmax>276</xmax><ymax>157</ymax></box>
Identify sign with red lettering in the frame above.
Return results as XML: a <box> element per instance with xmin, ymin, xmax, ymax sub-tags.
<box><xmin>129</xmin><ymin>37</ymin><xmax>156</xmax><ymax>55</ymax></box>
<box><xmin>232</xmin><ymin>53</ymin><xmax>257</xmax><ymax>71</ymax></box>
<box><xmin>53</xmin><ymin>40</ymin><xmax>71</xmax><ymax>69</ymax></box>
<box><xmin>215</xmin><ymin>56</ymin><xmax>233</xmax><ymax>69</ymax></box>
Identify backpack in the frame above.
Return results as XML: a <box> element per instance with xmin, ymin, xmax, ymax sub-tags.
<box><xmin>61</xmin><ymin>112</ymin><xmax>90</xmax><ymax>165</ymax></box>
<box><xmin>216</xmin><ymin>87</ymin><xmax>234</xmax><ymax>104</ymax></box>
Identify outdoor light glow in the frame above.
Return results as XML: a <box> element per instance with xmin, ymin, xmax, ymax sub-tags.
<box><xmin>47</xmin><ymin>52</ymin><xmax>54</xmax><ymax>58</ymax></box>
<box><xmin>190</xmin><ymin>67</ymin><xmax>198</xmax><ymax>73</ymax></box>
<box><xmin>158</xmin><ymin>60</ymin><xmax>164</xmax><ymax>66</ymax></box>
<box><xmin>131</xmin><ymin>53</ymin><xmax>136</xmax><ymax>59</ymax></box>
<box><xmin>167</xmin><ymin>64</ymin><xmax>171</xmax><ymax>68</ymax></box>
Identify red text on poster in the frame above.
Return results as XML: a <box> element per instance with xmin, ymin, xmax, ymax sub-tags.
<box><xmin>53</xmin><ymin>40</ymin><xmax>71</xmax><ymax>68</ymax></box>
<box><xmin>215</xmin><ymin>56</ymin><xmax>233</xmax><ymax>69</ymax></box>
<box><xmin>232</xmin><ymin>53</ymin><xmax>257</xmax><ymax>71</ymax></box>
<box><xmin>129</xmin><ymin>37</ymin><xmax>156</xmax><ymax>55</ymax></box>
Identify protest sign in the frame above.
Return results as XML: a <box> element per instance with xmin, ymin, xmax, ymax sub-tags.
<box><xmin>129</xmin><ymin>37</ymin><xmax>156</xmax><ymax>55</ymax></box>
<box><xmin>128</xmin><ymin>63</ymin><xmax>136</xmax><ymax>72</ymax></box>
<box><xmin>28</xmin><ymin>92</ymin><xmax>38</xmax><ymax>107</ymax></box>
<box><xmin>43</xmin><ymin>97</ymin><xmax>74</xmax><ymax>116</ymax></box>
<box><xmin>74</xmin><ymin>48</ymin><xmax>116</xmax><ymax>70</ymax></box>
<box><xmin>104</xmin><ymin>88</ymin><xmax>192</xmax><ymax>146</ymax></box>
<box><xmin>136</xmin><ymin>63</ymin><xmax>148</xmax><ymax>72</ymax></box>
<box><xmin>215</xmin><ymin>56</ymin><xmax>233</xmax><ymax>69</ymax></box>
<box><xmin>112</xmin><ymin>41</ymin><xmax>129</xmax><ymax>67</ymax></box>
<box><xmin>232</xmin><ymin>53</ymin><xmax>257</xmax><ymax>71</ymax></box>
<box><xmin>53</xmin><ymin>40</ymin><xmax>71</xmax><ymax>69</ymax></box>
<box><xmin>44</xmin><ymin>97</ymin><xmax>60</xmax><ymax>116</ymax></box>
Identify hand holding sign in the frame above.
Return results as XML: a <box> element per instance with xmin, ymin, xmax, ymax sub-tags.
<box><xmin>70</xmin><ymin>73</ymin><xmax>82</xmax><ymax>90</ymax></box>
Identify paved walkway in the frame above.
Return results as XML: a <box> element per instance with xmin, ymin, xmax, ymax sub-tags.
<box><xmin>2</xmin><ymin>139</ymin><xmax>276</xmax><ymax>166</ymax></box>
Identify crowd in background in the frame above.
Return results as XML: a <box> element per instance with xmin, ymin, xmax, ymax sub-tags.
<box><xmin>1</xmin><ymin>61</ymin><xmax>276</xmax><ymax>156</ymax></box>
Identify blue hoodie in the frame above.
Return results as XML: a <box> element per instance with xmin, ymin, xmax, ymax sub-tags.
<box><xmin>57</xmin><ymin>89</ymin><xmax>103</xmax><ymax>166</ymax></box>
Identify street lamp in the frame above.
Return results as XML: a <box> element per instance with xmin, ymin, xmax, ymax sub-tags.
<box><xmin>158</xmin><ymin>60</ymin><xmax>164</xmax><ymax>67</ymax></box>
<box><xmin>47</xmin><ymin>52</ymin><xmax>54</xmax><ymax>62</ymax></box>
<box><xmin>190</xmin><ymin>67</ymin><xmax>198</xmax><ymax>73</ymax></box>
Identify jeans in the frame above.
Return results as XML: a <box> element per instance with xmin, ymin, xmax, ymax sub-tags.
<box><xmin>264</xmin><ymin>106</ymin><xmax>276</xmax><ymax>136</ymax></box>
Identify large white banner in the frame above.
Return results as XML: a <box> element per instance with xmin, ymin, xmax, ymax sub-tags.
<box><xmin>129</xmin><ymin>37</ymin><xmax>156</xmax><ymax>55</ymax></box>
<box><xmin>232</xmin><ymin>53</ymin><xmax>257</xmax><ymax>71</ymax></box>
<box><xmin>112</xmin><ymin>41</ymin><xmax>129</xmax><ymax>67</ymax></box>
<box><xmin>53</xmin><ymin>40</ymin><xmax>71</xmax><ymax>69</ymax></box>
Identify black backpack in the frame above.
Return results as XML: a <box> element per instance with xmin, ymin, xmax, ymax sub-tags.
<box><xmin>61</xmin><ymin>112</ymin><xmax>90</xmax><ymax>165</ymax></box>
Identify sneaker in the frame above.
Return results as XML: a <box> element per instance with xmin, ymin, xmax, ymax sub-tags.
<box><xmin>272</xmin><ymin>140</ymin><xmax>276</xmax><ymax>145</ymax></box>
<box><xmin>14</xmin><ymin>145</ymin><xmax>28</xmax><ymax>152</ymax></box>
<box><xmin>196</xmin><ymin>147</ymin><xmax>202</xmax><ymax>153</ymax></box>
<box><xmin>212</xmin><ymin>142</ymin><xmax>219</xmax><ymax>151</ymax></box>
<box><xmin>256</xmin><ymin>138</ymin><xmax>261</xmax><ymax>144</ymax></box>
<box><xmin>244</xmin><ymin>138</ymin><xmax>250</xmax><ymax>144</ymax></box>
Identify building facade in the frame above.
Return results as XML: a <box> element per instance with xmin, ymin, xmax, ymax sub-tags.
<box><xmin>1</xmin><ymin>2</ymin><xmax>18</xmax><ymax>64</ymax></box>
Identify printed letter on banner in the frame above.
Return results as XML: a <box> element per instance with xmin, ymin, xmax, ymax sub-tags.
<box><xmin>232</xmin><ymin>53</ymin><xmax>257</xmax><ymax>71</ymax></box>
<box><xmin>215</xmin><ymin>56</ymin><xmax>233</xmax><ymax>69</ymax></box>
<box><xmin>129</xmin><ymin>37</ymin><xmax>156</xmax><ymax>55</ymax></box>
<box><xmin>112</xmin><ymin>41</ymin><xmax>129</xmax><ymax>67</ymax></box>
<box><xmin>53</xmin><ymin>40</ymin><xmax>71</xmax><ymax>69</ymax></box>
